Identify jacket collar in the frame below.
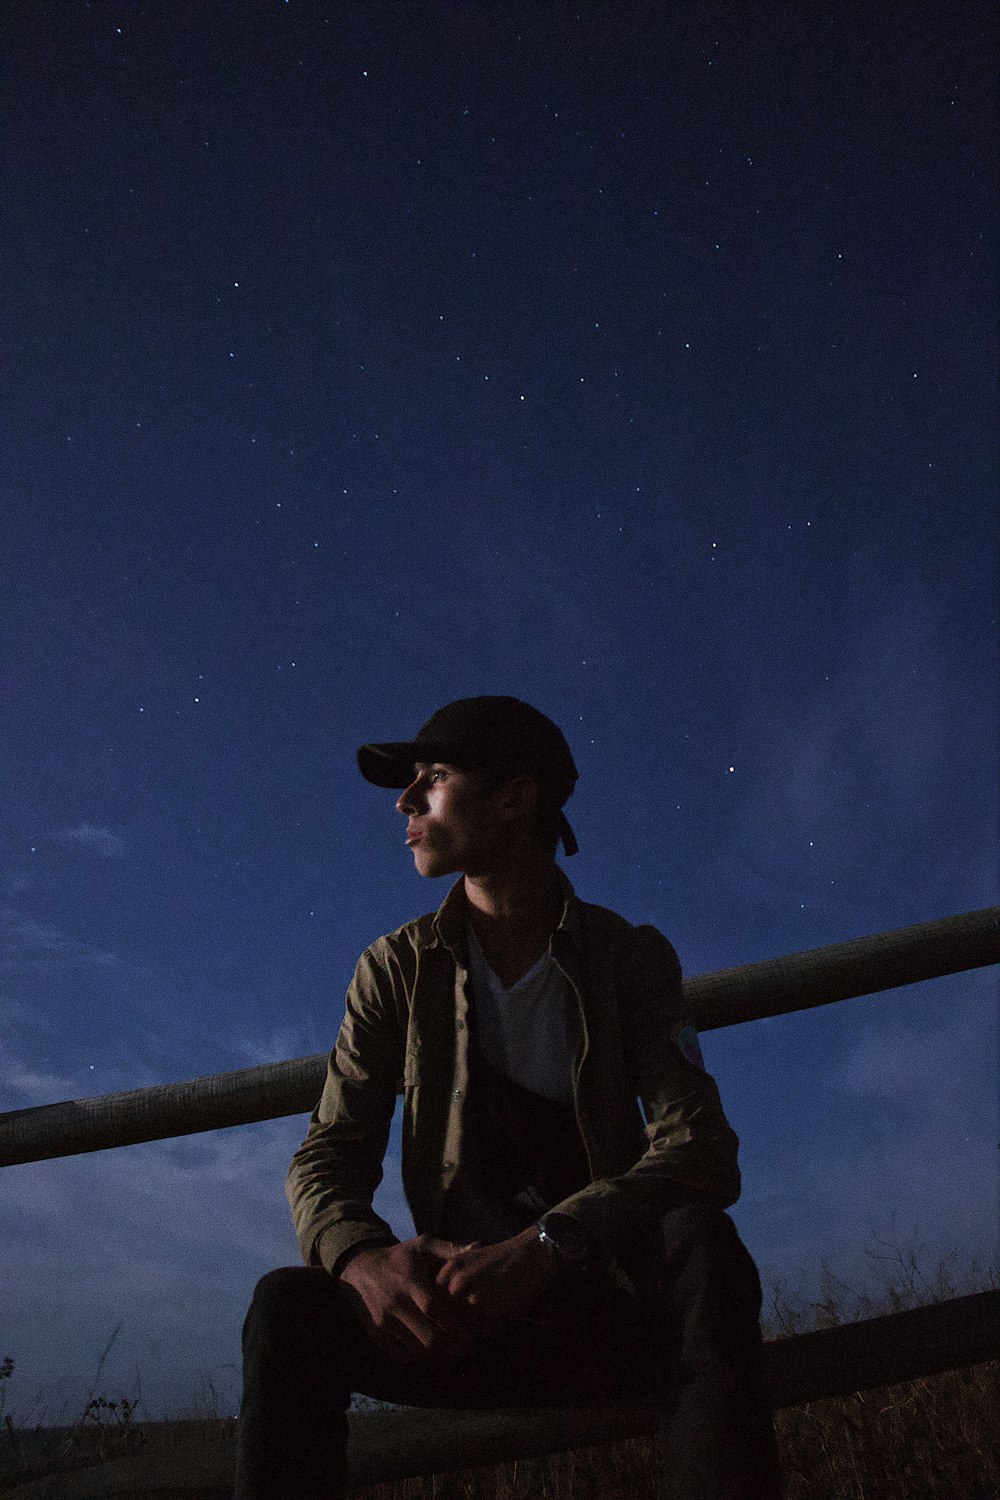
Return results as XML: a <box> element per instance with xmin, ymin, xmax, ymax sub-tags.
<box><xmin>427</xmin><ymin>866</ymin><xmax>584</xmax><ymax>961</ymax></box>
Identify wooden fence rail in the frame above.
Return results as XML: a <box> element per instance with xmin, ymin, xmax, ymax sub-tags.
<box><xmin>2</xmin><ymin>905</ymin><xmax>997</xmax><ymax>1168</ymax></box>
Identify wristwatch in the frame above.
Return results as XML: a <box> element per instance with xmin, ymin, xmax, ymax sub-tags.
<box><xmin>536</xmin><ymin>1212</ymin><xmax>591</xmax><ymax>1268</ymax></box>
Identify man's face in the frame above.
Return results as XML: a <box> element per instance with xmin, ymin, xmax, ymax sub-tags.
<box><xmin>396</xmin><ymin>762</ymin><xmax>506</xmax><ymax>878</ymax></box>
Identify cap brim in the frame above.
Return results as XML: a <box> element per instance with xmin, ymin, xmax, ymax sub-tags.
<box><xmin>358</xmin><ymin>739</ymin><xmax>472</xmax><ymax>787</ymax></box>
<box><xmin>357</xmin><ymin>741</ymin><xmax>422</xmax><ymax>788</ymax></box>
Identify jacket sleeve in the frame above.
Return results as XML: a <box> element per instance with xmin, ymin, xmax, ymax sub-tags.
<box><xmin>285</xmin><ymin>941</ymin><xmax>406</xmax><ymax>1275</ymax></box>
<box><xmin>550</xmin><ymin>922</ymin><xmax>742</xmax><ymax>1254</ymax></box>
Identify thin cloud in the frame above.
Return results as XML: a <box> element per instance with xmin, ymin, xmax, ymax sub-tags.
<box><xmin>826</xmin><ymin>1009</ymin><xmax>984</xmax><ymax>1103</ymax></box>
<box><xmin>45</xmin><ymin>823</ymin><xmax>126</xmax><ymax>860</ymax></box>
<box><xmin>1</xmin><ymin>1062</ymin><xmax>78</xmax><ymax>1104</ymax></box>
<box><xmin>0</xmin><ymin>910</ymin><xmax>117</xmax><ymax>975</ymax></box>
<box><xmin>715</xmin><ymin>583</ymin><xmax>995</xmax><ymax>920</ymax></box>
<box><xmin>228</xmin><ymin>1022</ymin><xmax>333</xmax><ymax>1071</ymax></box>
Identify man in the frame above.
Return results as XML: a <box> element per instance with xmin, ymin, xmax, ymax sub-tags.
<box><xmin>236</xmin><ymin>696</ymin><xmax>782</xmax><ymax>1499</ymax></box>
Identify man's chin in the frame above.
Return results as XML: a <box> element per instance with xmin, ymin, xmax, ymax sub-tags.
<box><xmin>411</xmin><ymin>849</ymin><xmax>454</xmax><ymax>879</ymax></box>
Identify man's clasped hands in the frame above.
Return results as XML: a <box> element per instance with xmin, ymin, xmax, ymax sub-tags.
<box><xmin>337</xmin><ymin>1228</ymin><xmax>559</xmax><ymax>1362</ymax></box>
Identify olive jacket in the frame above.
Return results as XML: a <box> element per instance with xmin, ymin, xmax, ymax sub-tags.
<box><xmin>286</xmin><ymin>871</ymin><xmax>741</xmax><ymax>1276</ymax></box>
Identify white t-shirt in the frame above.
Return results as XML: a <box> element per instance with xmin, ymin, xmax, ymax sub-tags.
<box><xmin>465</xmin><ymin>922</ymin><xmax>574</xmax><ymax>1105</ymax></box>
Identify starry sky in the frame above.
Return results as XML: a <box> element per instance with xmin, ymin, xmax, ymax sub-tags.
<box><xmin>2</xmin><ymin>0</ymin><xmax>997</xmax><ymax>1421</ymax></box>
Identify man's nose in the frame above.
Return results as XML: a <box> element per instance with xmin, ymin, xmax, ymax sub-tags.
<box><xmin>396</xmin><ymin>778</ymin><xmax>422</xmax><ymax>815</ymax></box>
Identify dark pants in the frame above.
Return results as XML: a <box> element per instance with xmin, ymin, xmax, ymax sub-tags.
<box><xmin>235</xmin><ymin>1206</ymin><xmax>783</xmax><ymax>1499</ymax></box>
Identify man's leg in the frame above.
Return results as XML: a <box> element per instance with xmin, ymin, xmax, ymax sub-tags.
<box><xmin>637</xmin><ymin>1205</ymin><xmax>783</xmax><ymax>1500</ymax></box>
<box><xmin>235</xmin><ymin>1266</ymin><xmax>359</xmax><ymax>1500</ymax></box>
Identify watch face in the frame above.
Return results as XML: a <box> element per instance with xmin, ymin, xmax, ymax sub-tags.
<box><xmin>540</xmin><ymin>1213</ymin><xmax>589</xmax><ymax>1264</ymax></box>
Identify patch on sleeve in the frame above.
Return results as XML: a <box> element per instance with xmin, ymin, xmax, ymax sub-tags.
<box><xmin>674</xmin><ymin>1023</ymin><xmax>705</xmax><ymax>1071</ymax></box>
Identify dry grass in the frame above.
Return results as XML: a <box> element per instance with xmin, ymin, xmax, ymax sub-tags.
<box><xmin>0</xmin><ymin>1410</ymin><xmax>235</xmax><ymax>1495</ymax></box>
<box><xmin>773</xmin><ymin>1363</ymin><xmax>999</xmax><ymax>1500</ymax></box>
<box><xmin>2</xmin><ymin>1245</ymin><xmax>996</xmax><ymax>1498</ymax></box>
<box><xmin>758</xmin><ymin>1241</ymin><xmax>1000</xmax><ymax>1500</ymax></box>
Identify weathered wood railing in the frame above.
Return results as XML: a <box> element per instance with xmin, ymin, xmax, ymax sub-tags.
<box><xmin>1</xmin><ymin>906</ymin><xmax>997</xmax><ymax>1497</ymax></box>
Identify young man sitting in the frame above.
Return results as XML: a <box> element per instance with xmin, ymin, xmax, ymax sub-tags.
<box><xmin>236</xmin><ymin>695</ymin><xmax>782</xmax><ymax>1499</ymax></box>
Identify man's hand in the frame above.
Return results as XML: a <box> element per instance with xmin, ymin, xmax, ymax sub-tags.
<box><xmin>433</xmin><ymin>1227</ymin><xmax>560</xmax><ymax>1326</ymax></box>
<box><xmin>337</xmin><ymin>1236</ymin><xmax>475</xmax><ymax>1362</ymax></box>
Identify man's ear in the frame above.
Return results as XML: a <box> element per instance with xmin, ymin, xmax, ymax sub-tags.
<box><xmin>493</xmin><ymin>774</ymin><xmax>539</xmax><ymax>823</ymax></box>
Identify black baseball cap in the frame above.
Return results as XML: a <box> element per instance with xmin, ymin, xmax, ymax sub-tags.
<box><xmin>358</xmin><ymin>695</ymin><xmax>580</xmax><ymax>855</ymax></box>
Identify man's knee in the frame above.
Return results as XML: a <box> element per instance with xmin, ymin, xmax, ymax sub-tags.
<box><xmin>250</xmin><ymin>1265</ymin><xmax>313</xmax><ymax>1310</ymax></box>
<box><xmin>244</xmin><ymin>1266</ymin><xmax>345</xmax><ymax>1350</ymax></box>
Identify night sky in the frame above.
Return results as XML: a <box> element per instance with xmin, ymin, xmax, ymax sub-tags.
<box><xmin>3</xmin><ymin>1</ymin><xmax>996</xmax><ymax>1420</ymax></box>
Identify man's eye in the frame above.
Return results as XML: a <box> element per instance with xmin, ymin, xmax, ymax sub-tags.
<box><xmin>429</xmin><ymin>769</ymin><xmax>447</xmax><ymax>783</ymax></box>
